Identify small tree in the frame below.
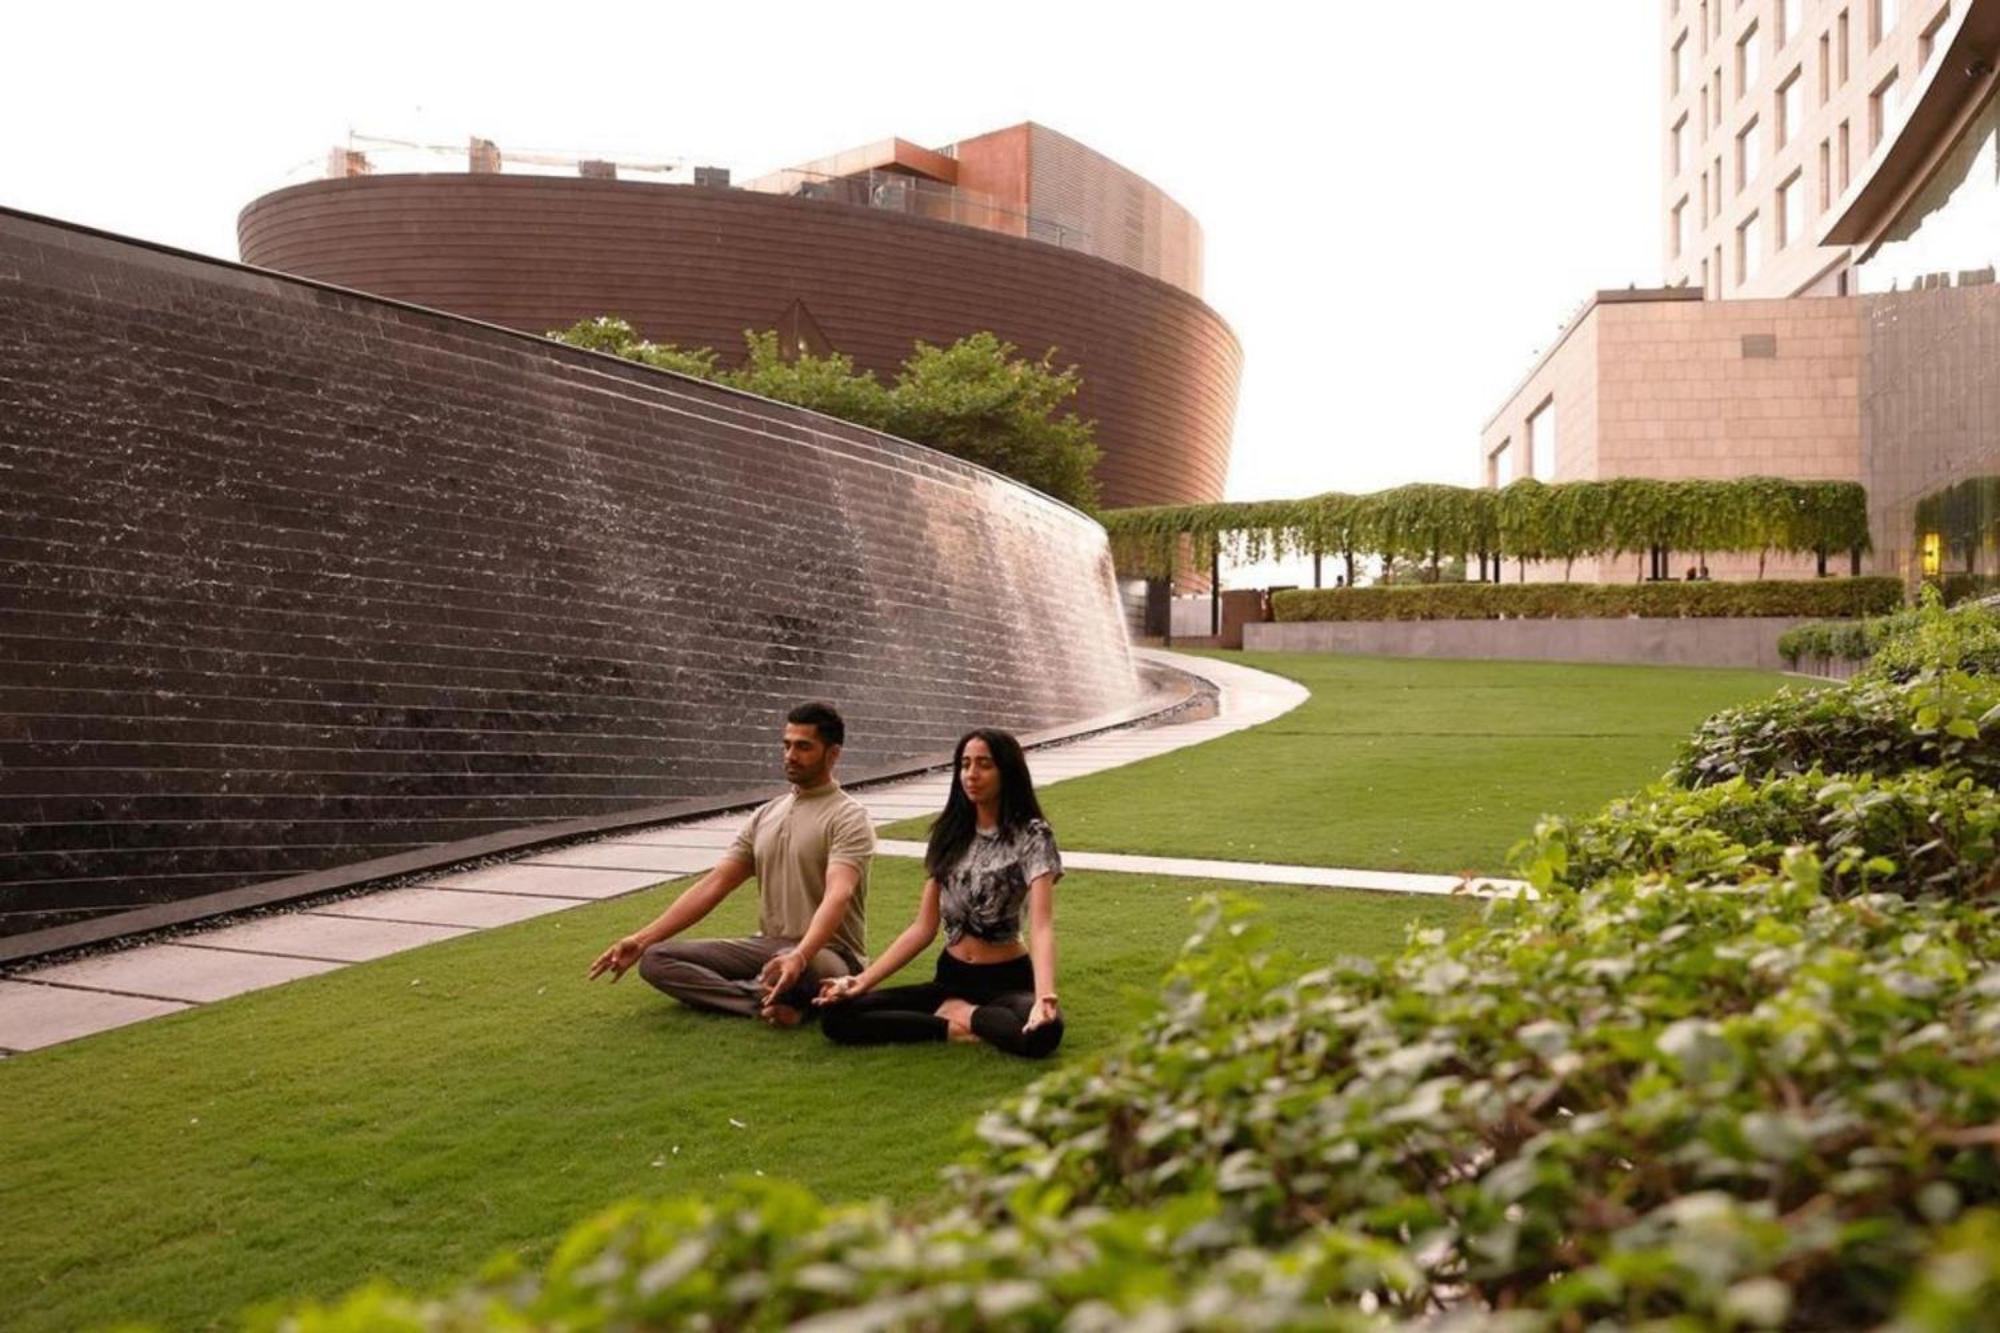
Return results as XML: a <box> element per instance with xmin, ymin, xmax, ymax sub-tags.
<box><xmin>546</xmin><ymin>316</ymin><xmax>720</xmax><ymax>380</ymax></box>
<box><xmin>717</xmin><ymin>331</ymin><xmax>892</xmax><ymax>432</ymax></box>
<box><xmin>885</xmin><ymin>333</ymin><xmax>1101</xmax><ymax>511</ymax></box>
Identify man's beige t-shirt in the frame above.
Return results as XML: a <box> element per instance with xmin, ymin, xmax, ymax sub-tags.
<box><xmin>726</xmin><ymin>780</ymin><xmax>874</xmax><ymax>965</ymax></box>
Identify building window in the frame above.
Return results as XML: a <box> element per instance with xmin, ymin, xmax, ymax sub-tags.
<box><xmin>1920</xmin><ymin>6</ymin><xmax>1948</xmax><ymax>67</ymax></box>
<box><xmin>1871</xmin><ymin>69</ymin><xmax>1901</xmax><ymax>150</ymax></box>
<box><xmin>1820</xmin><ymin>136</ymin><xmax>1833</xmax><ymax>208</ymax></box>
<box><xmin>1739</xmin><ymin>211</ymin><xmax>1764</xmax><ymax>284</ymax></box>
<box><xmin>1778</xmin><ymin>171</ymin><xmax>1804</xmax><ymax>247</ymax></box>
<box><xmin>1703</xmin><ymin>167</ymin><xmax>1712</xmax><ymax>221</ymax></box>
<box><xmin>1700</xmin><ymin>0</ymin><xmax>1711</xmax><ymax>50</ymax></box>
<box><xmin>1713</xmin><ymin>243</ymin><xmax>1725</xmax><ymax>293</ymax></box>
<box><xmin>1673</xmin><ymin>113</ymin><xmax>1690</xmax><ymax>174</ymax></box>
<box><xmin>1713</xmin><ymin>66</ymin><xmax>1726</xmax><ymax>124</ymax></box>
<box><xmin>1777</xmin><ymin>0</ymin><xmax>1801</xmax><ymax>46</ymax></box>
<box><xmin>1673</xmin><ymin>30</ymin><xmax>1690</xmax><ymax>94</ymax></box>
<box><xmin>1778</xmin><ymin>68</ymin><xmax>1804</xmax><ymax>147</ymax></box>
<box><xmin>1819</xmin><ymin>33</ymin><xmax>1832</xmax><ymax>103</ymax></box>
<box><xmin>1838</xmin><ymin>9</ymin><xmax>1851</xmax><ymax>83</ymax></box>
<box><xmin>1674</xmin><ymin>195</ymin><xmax>1691</xmax><ymax>257</ymax></box>
<box><xmin>1872</xmin><ymin>0</ymin><xmax>1899</xmax><ymax>47</ymax></box>
<box><xmin>1738</xmin><ymin>21</ymin><xmax>1762</xmax><ymax>94</ymax></box>
<box><xmin>1527</xmin><ymin>399</ymin><xmax>1556</xmax><ymax>481</ymax></box>
<box><xmin>1713</xmin><ymin>154</ymin><xmax>1726</xmax><ymax>214</ymax></box>
<box><xmin>1486</xmin><ymin>440</ymin><xmax>1511</xmax><ymax>489</ymax></box>
<box><xmin>1738</xmin><ymin>116</ymin><xmax>1762</xmax><ymax>190</ymax></box>
<box><xmin>1839</xmin><ymin>118</ymin><xmax>1852</xmax><ymax>187</ymax></box>
<box><xmin>1701</xmin><ymin>253</ymin><xmax>1712</xmax><ymax>294</ymax></box>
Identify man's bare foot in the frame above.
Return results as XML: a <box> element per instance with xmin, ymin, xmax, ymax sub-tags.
<box><xmin>758</xmin><ymin>1001</ymin><xmax>805</xmax><ymax>1028</ymax></box>
<box><xmin>934</xmin><ymin>998</ymin><xmax>980</xmax><ymax>1043</ymax></box>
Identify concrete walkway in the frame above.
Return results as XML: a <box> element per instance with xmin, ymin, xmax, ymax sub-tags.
<box><xmin>0</xmin><ymin>651</ymin><xmax>1524</xmax><ymax>1054</ymax></box>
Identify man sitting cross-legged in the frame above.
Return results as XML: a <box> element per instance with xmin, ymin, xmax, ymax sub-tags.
<box><xmin>587</xmin><ymin>701</ymin><xmax>874</xmax><ymax>1026</ymax></box>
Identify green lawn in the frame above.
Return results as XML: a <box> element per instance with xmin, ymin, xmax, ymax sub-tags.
<box><xmin>886</xmin><ymin>654</ymin><xmax>1790</xmax><ymax>873</ymax></box>
<box><xmin>0</xmin><ymin>861</ymin><xmax>1468</xmax><ymax>1333</ymax></box>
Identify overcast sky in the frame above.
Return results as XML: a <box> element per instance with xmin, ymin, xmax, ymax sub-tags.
<box><xmin>2</xmin><ymin>1</ymin><xmax>1662</xmax><ymax>505</ymax></box>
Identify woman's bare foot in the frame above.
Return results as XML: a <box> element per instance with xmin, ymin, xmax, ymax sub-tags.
<box><xmin>758</xmin><ymin>1000</ymin><xmax>805</xmax><ymax>1028</ymax></box>
<box><xmin>934</xmin><ymin>998</ymin><xmax>980</xmax><ymax>1043</ymax></box>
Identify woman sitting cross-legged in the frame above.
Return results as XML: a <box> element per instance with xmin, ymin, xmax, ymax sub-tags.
<box><xmin>815</xmin><ymin>728</ymin><xmax>1062</xmax><ymax>1058</ymax></box>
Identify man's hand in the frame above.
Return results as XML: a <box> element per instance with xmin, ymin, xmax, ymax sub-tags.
<box><xmin>587</xmin><ymin>936</ymin><xmax>645</xmax><ymax>983</ymax></box>
<box><xmin>1023</xmin><ymin>995</ymin><xmax>1061</xmax><ymax>1033</ymax></box>
<box><xmin>813</xmin><ymin>974</ymin><xmax>864</xmax><ymax>1007</ymax></box>
<box><xmin>758</xmin><ymin>949</ymin><xmax>808</xmax><ymax>1006</ymax></box>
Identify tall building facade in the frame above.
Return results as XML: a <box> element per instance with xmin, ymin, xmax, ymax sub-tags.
<box><xmin>1483</xmin><ymin>0</ymin><xmax>2000</xmax><ymax>586</ymax></box>
<box><xmin>1662</xmin><ymin>0</ymin><xmax>1959</xmax><ymax>298</ymax></box>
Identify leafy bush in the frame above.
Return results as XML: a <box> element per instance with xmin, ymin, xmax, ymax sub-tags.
<box><xmin>1670</xmin><ymin>670</ymin><xmax>2000</xmax><ymax>788</ymax></box>
<box><xmin>1273</xmin><ymin>578</ymin><xmax>1901</xmax><ymax>623</ymax></box>
<box><xmin>546</xmin><ymin>317</ymin><xmax>1100</xmax><ymax>509</ymax></box>
<box><xmin>1515</xmin><ymin>769</ymin><xmax>2000</xmax><ymax>901</ymax></box>
<box><xmin>955</xmin><ymin>877</ymin><xmax>2000</xmax><ymax>1329</ymax></box>
<box><xmin>1780</xmin><ymin>588</ymin><xmax>2000</xmax><ymax>676</ymax></box>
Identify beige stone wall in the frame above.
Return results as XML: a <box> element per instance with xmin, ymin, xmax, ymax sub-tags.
<box><xmin>1661</xmin><ymin>0</ymin><xmax>1957</xmax><ymax>298</ymax></box>
<box><xmin>1478</xmin><ymin>291</ymin><xmax>1867</xmax><ymax>581</ymax></box>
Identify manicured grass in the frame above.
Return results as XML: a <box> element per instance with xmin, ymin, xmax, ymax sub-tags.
<box><xmin>0</xmin><ymin>861</ymin><xmax>1469</xmax><ymax>1333</ymax></box>
<box><xmin>890</xmin><ymin>654</ymin><xmax>1793</xmax><ymax>873</ymax></box>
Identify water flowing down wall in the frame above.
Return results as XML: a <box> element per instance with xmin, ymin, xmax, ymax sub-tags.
<box><xmin>0</xmin><ymin>207</ymin><xmax>1140</xmax><ymax>939</ymax></box>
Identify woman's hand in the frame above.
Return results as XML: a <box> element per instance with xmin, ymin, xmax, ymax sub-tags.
<box><xmin>1022</xmin><ymin>994</ymin><xmax>1060</xmax><ymax>1032</ymax></box>
<box><xmin>814</xmin><ymin>974</ymin><xmax>866</xmax><ymax>1007</ymax></box>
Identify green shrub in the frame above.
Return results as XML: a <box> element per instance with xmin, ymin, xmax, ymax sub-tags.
<box><xmin>1669</xmin><ymin>670</ymin><xmax>2000</xmax><ymax>788</ymax></box>
<box><xmin>956</xmin><ymin>877</ymin><xmax>2000</xmax><ymax>1328</ymax></box>
<box><xmin>260</xmin><ymin>1178</ymin><xmax>1410</xmax><ymax>1332</ymax></box>
<box><xmin>1515</xmin><ymin>769</ymin><xmax>2000</xmax><ymax>901</ymax></box>
<box><xmin>1781</xmin><ymin>589</ymin><xmax>2000</xmax><ymax>676</ymax></box>
<box><xmin>1272</xmin><ymin>578</ymin><xmax>1900</xmax><ymax>624</ymax></box>
<box><xmin>1865</xmin><ymin>590</ymin><xmax>2000</xmax><ymax>681</ymax></box>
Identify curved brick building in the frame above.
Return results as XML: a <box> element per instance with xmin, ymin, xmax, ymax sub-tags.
<box><xmin>236</xmin><ymin>124</ymin><xmax>1239</xmax><ymax>508</ymax></box>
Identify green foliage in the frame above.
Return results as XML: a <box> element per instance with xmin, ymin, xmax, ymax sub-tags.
<box><xmin>1670</xmin><ymin>669</ymin><xmax>2000</xmax><ymax>788</ymax></box>
<box><xmin>720</xmin><ymin>330</ymin><xmax>893</xmax><ymax>430</ymax></box>
<box><xmin>544</xmin><ymin>315</ymin><xmax>721</xmax><ymax>379</ymax></box>
<box><xmin>546</xmin><ymin>317</ymin><xmax>1100</xmax><ymax>508</ymax></box>
<box><xmin>883</xmin><ymin>332</ymin><xmax>1100</xmax><ymax>511</ymax></box>
<box><xmin>1779</xmin><ymin>586</ymin><xmax>2000</xmax><ymax>675</ymax></box>
<box><xmin>260</xmin><ymin>1178</ymin><xmax>1407</xmax><ymax>1332</ymax></box>
<box><xmin>1102</xmin><ymin>478</ymin><xmax>1873</xmax><ymax>580</ymax></box>
<box><xmin>956</xmin><ymin>876</ymin><xmax>2000</xmax><ymax>1329</ymax></box>
<box><xmin>1274</xmin><ymin>577</ymin><xmax>1901</xmax><ymax>623</ymax></box>
<box><xmin>1517</xmin><ymin>768</ymin><xmax>2000</xmax><ymax>901</ymax></box>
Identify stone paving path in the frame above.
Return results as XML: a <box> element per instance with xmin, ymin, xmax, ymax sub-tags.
<box><xmin>0</xmin><ymin>651</ymin><xmax>1524</xmax><ymax>1054</ymax></box>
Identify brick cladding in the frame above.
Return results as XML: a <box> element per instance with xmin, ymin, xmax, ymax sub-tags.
<box><xmin>0</xmin><ymin>207</ymin><xmax>1141</xmax><ymax>937</ymax></box>
<box><xmin>235</xmin><ymin>175</ymin><xmax>1240</xmax><ymax>509</ymax></box>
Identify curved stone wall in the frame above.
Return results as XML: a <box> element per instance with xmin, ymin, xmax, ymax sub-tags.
<box><xmin>0</xmin><ymin>206</ymin><xmax>1140</xmax><ymax>938</ymax></box>
<box><xmin>236</xmin><ymin>175</ymin><xmax>1240</xmax><ymax>509</ymax></box>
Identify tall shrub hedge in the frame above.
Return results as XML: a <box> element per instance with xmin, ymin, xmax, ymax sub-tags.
<box><xmin>1273</xmin><ymin>578</ymin><xmax>1900</xmax><ymax>623</ymax></box>
<box><xmin>1103</xmin><ymin>477</ymin><xmax>1871</xmax><ymax>581</ymax></box>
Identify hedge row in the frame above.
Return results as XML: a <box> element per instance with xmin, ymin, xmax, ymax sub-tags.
<box><xmin>1780</xmin><ymin>590</ymin><xmax>2000</xmax><ymax>675</ymax></box>
<box><xmin>1272</xmin><ymin>577</ymin><xmax>1902</xmax><ymax>623</ymax></box>
<box><xmin>1516</xmin><ymin>767</ymin><xmax>2000</xmax><ymax>901</ymax></box>
<box><xmin>1102</xmin><ymin>477</ymin><xmax>1872</xmax><ymax>580</ymax></box>
<box><xmin>1670</xmin><ymin>669</ymin><xmax>2000</xmax><ymax>789</ymax></box>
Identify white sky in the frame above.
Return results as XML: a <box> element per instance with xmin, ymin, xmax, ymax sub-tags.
<box><xmin>2</xmin><ymin>1</ymin><xmax>1662</xmax><ymax>509</ymax></box>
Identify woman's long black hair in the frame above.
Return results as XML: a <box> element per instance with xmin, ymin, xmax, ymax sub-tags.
<box><xmin>925</xmin><ymin>728</ymin><xmax>1046</xmax><ymax>878</ymax></box>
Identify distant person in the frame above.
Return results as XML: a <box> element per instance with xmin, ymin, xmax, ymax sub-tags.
<box><xmin>586</xmin><ymin>702</ymin><xmax>873</xmax><ymax>1027</ymax></box>
<box><xmin>815</xmin><ymin>729</ymin><xmax>1063</xmax><ymax>1058</ymax></box>
<box><xmin>1698</xmin><ymin>564</ymin><xmax>1712</xmax><ymax>581</ymax></box>
<box><xmin>1685</xmin><ymin>566</ymin><xmax>1699</xmax><ymax>581</ymax></box>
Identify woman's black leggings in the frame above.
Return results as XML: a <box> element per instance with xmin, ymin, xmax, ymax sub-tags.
<box><xmin>821</xmin><ymin>952</ymin><xmax>1063</xmax><ymax>1058</ymax></box>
